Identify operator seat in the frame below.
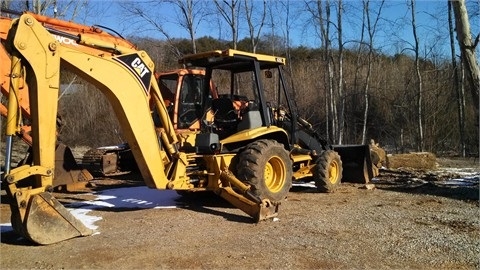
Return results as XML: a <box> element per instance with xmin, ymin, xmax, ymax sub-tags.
<box><xmin>212</xmin><ymin>97</ymin><xmax>238</xmax><ymax>129</ymax></box>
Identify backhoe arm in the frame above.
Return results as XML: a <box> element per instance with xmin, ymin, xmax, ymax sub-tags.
<box><xmin>3</xmin><ymin>14</ymin><xmax>182</xmax><ymax>244</ymax></box>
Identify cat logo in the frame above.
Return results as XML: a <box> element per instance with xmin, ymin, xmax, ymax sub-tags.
<box><xmin>114</xmin><ymin>53</ymin><xmax>152</xmax><ymax>93</ymax></box>
<box><xmin>131</xmin><ymin>57</ymin><xmax>150</xmax><ymax>77</ymax></box>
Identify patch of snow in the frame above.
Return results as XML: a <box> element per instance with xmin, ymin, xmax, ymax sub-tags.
<box><xmin>292</xmin><ymin>181</ymin><xmax>316</xmax><ymax>188</ymax></box>
<box><xmin>65</xmin><ymin>186</ymin><xmax>182</xmax><ymax>233</ymax></box>
<box><xmin>67</xmin><ymin>208</ymin><xmax>102</xmax><ymax>231</ymax></box>
<box><xmin>1</xmin><ymin>186</ymin><xmax>182</xmax><ymax>237</ymax></box>
<box><xmin>68</xmin><ymin>186</ymin><xmax>181</xmax><ymax>210</ymax></box>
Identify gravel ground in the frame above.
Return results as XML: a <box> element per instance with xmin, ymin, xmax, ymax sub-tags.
<box><xmin>0</xmin><ymin>153</ymin><xmax>479</xmax><ymax>269</ymax></box>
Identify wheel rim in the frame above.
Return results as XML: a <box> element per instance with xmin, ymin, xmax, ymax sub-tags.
<box><xmin>264</xmin><ymin>156</ymin><xmax>286</xmax><ymax>193</ymax></box>
<box><xmin>328</xmin><ymin>160</ymin><xmax>339</xmax><ymax>184</ymax></box>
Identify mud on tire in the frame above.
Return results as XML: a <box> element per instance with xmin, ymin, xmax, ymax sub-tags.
<box><xmin>314</xmin><ymin>150</ymin><xmax>343</xmax><ymax>193</ymax></box>
<box><xmin>236</xmin><ymin>139</ymin><xmax>292</xmax><ymax>202</ymax></box>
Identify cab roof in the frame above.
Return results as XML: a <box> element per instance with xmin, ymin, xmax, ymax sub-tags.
<box><xmin>179</xmin><ymin>49</ymin><xmax>286</xmax><ymax>72</ymax></box>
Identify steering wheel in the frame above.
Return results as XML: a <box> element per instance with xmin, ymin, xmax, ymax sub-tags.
<box><xmin>179</xmin><ymin>108</ymin><xmax>197</xmax><ymax>123</ymax></box>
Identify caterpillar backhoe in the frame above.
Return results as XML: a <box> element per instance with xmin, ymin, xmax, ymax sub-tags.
<box><xmin>2</xmin><ymin>14</ymin><xmax>291</xmax><ymax>245</ymax></box>
<box><xmin>2</xmin><ymin>10</ymin><xmax>380</xmax><ymax>187</ymax></box>
<box><xmin>2</xmin><ymin>10</ymin><xmax>381</xmax><ymax>245</ymax></box>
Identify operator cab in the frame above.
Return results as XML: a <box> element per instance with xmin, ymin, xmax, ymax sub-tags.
<box><xmin>157</xmin><ymin>69</ymin><xmax>210</xmax><ymax>130</ymax></box>
<box><xmin>179</xmin><ymin>49</ymin><xmax>297</xmax><ymax>152</ymax></box>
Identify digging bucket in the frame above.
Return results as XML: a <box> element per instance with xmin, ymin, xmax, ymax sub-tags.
<box><xmin>11</xmin><ymin>191</ymin><xmax>93</xmax><ymax>245</ymax></box>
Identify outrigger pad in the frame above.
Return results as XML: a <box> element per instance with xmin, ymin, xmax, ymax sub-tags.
<box><xmin>256</xmin><ymin>200</ymin><xmax>279</xmax><ymax>222</ymax></box>
<box><xmin>20</xmin><ymin>192</ymin><xmax>93</xmax><ymax>245</ymax></box>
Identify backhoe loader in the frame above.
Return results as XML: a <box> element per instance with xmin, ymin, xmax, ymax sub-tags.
<box><xmin>2</xmin><ymin>13</ymin><xmax>380</xmax><ymax>246</ymax></box>
<box><xmin>2</xmin><ymin>14</ymin><xmax>289</xmax><ymax>245</ymax></box>
<box><xmin>2</xmin><ymin>10</ymin><xmax>379</xmax><ymax>186</ymax></box>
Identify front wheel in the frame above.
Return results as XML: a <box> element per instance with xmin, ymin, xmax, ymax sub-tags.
<box><xmin>314</xmin><ymin>150</ymin><xmax>343</xmax><ymax>193</ymax></box>
<box><xmin>236</xmin><ymin>139</ymin><xmax>292</xmax><ymax>202</ymax></box>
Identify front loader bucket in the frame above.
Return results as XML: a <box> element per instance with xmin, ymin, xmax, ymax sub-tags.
<box><xmin>11</xmin><ymin>192</ymin><xmax>93</xmax><ymax>245</ymax></box>
<box><xmin>333</xmin><ymin>144</ymin><xmax>375</xmax><ymax>183</ymax></box>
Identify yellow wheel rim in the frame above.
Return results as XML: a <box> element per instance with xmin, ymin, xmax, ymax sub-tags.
<box><xmin>264</xmin><ymin>156</ymin><xmax>286</xmax><ymax>193</ymax></box>
<box><xmin>328</xmin><ymin>160</ymin><xmax>339</xmax><ymax>184</ymax></box>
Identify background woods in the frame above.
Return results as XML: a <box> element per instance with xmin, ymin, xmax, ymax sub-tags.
<box><xmin>1</xmin><ymin>0</ymin><xmax>478</xmax><ymax>157</ymax></box>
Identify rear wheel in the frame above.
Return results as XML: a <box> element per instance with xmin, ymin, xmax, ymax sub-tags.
<box><xmin>314</xmin><ymin>150</ymin><xmax>342</xmax><ymax>193</ymax></box>
<box><xmin>236</xmin><ymin>139</ymin><xmax>292</xmax><ymax>202</ymax></box>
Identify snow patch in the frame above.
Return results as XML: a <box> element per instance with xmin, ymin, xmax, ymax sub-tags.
<box><xmin>66</xmin><ymin>186</ymin><xmax>181</xmax><ymax>232</ymax></box>
<box><xmin>1</xmin><ymin>187</ymin><xmax>181</xmax><ymax>237</ymax></box>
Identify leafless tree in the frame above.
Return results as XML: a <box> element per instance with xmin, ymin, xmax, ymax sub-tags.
<box><xmin>448</xmin><ymin>0</ymin><xmax>466</xmax><ymax>157</ymax></box>
<box><xmin>306</xmin><ymin>0</ymin><xmax>336</xmax><ymax>143</ymax></box>
<box><xmin>243</xmin><ymin>0</ymin><xmax>266</xmax><ymax>53</ymax></box>
<box><xmin>1</xmin><ymin>0</ymin><xmax>88</xmax><ymax>20</ymax></box>
<box><xmin>409</xmin><ymin>0</ymin><xmax>424</xmax><ymax>151</ymax></box>
<box><xmin>360</xmin><ymin>0</ymin><xmax>384</xmax><ymax>145</ymax></box>
<box><xmin>167</xmin><ymin>0</ymin><xmax>204</xmax><ymax>53</ymax></box>
<box><xmin>336</xmin><ymin>0</ymin><xmax>345</xmax><ymax>144</ymax></box>
<box><xmin>119</xmin><ymin>0</ymin><xmax>205</xmax><ymax>57</ymax></box>
<box><xmin>451</xmin><ymin>0</ymin><xmax>479</xmax><ymax>114</ymax></box>
<box><xmin>214</xmin><ymin>0</ymin><xmax>240</xmax><ymax>49</ymax></box>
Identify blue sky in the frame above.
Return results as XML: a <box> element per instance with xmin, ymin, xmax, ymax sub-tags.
<box><xmin>38</xmin><ymin>0</ymin><xmax>480</xmax><ymax>57</ymax></box>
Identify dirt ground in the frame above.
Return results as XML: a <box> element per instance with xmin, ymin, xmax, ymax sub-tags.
<box><xmin>0</xmin><ymin>157</ymin><xmax>479</xmax><ymax>269</ymax></box>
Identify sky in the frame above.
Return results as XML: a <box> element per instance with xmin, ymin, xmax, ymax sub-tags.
<box><xmin>4</xmin><ymin>0</ymin><xmax>479</xmax><ymax>57</ymax></box>
<box><xmin>79</xmin><ymin>0</ymin><xmax>478</xmax><ymax>58</ymax></box>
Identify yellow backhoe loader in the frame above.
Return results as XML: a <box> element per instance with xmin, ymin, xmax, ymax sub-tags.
<box><xmin>2</xmin><ymin>12</ymin><xmax>379</xmax><ymax>245</ymax></box>
<box><xmin>2</xmin><ymin>14</ymin><xmax>289</xmax><ymax>245</ymax></box>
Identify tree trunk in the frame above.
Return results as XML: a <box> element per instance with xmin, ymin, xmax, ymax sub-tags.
<box><xmin>448</xmin><ymin>1</ymin><xmax>466</xmax><ymax>157</ymax></box>
<box><xmin>337</xmin><ymin>0</ymin><xmax>345</xmax><ymax>144</ymax></box>
<box><xmin>410</xmin><ymin>0</ymin><xmax>424</xmax><ymax>151</ymax></box>
<box><xmin>451</xmin><ymin>0</ymin><xmax>480</xmax><ymax>113</ymax></box>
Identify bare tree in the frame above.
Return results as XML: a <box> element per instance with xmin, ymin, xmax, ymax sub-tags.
<box><xmin>119</xmin><ymin>1</ymin><xmax>182</xmax><ymax>57</ymax></box>
<box><xmin>275</xmin><ymin>0</ymin><xmax>300</xmax><ymax>100</ymax></box>
<box><xmin>336</xmin><ymin>0</ymin><xmax>345</xmax><ymax>144</ymax></box>
<box><xmin>244</xmin><ymin>0</ymin><xmax>266</xmax><ymax>53</ymax></box>
<box><xmin>448</xmin><ymin>0</ymin><xmax>466</xmax><ymax>157</ymax></box>
<box><xmin>306</xmin><ymin>0</ymin><xmax>336</xmax><ymax>143</ymax></box>
<box><xmin>451</xmin><ymin>0</ymin><xmax>479</xmax><ymax>114</ymax></box>
<box><xmin>214</xmin><ymin>0</ymin><xmax>240</xmax><ymax>49</ymax></box>
<box><xmin>119</xmin><ymin>0</ymin><xmax>204</xmax><ymax>56</ymax></box>
<box><xmin>167</xmin><ymin>0</ymin><xmax>204</xmax><ymax>53</ymax></box>
<box><xmin>409</xmin><ymin>0</ymin><xmax>424</xmax><ymax>151</ymax></box>
<box><xmin>360</xmin><ymin>0</ymin><xmax>384</xmax><ymax>145</ymax></box>
<box><xmin>1</xmin><ymin>0</ymin><xmax>88</xmax><ymax>20</ymax></box>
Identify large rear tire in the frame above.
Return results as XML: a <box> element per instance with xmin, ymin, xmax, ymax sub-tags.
<box><xmin>314</xmin><ymin>150</ymin><xmax>342</xmax><ymax>193</ymax></box>
<box><xmin>236</xmin><ymin>139</ymin><xmax>292</xmax><ymax>202</ymax></box>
